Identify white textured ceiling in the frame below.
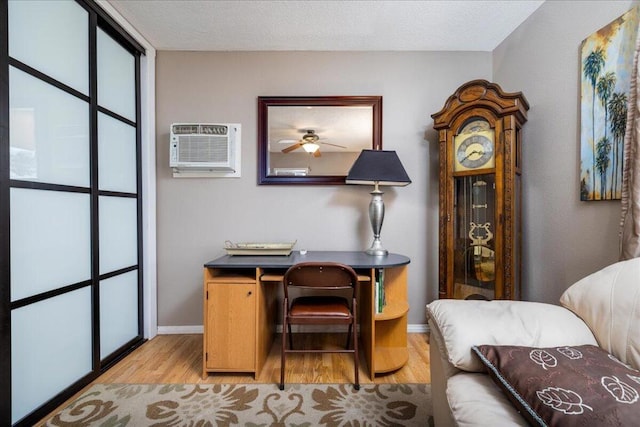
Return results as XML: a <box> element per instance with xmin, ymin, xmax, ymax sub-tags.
<box><xmin>106</xmin><ymin>0</ymin><xmax>544</xmax><ymax>51</ymax></box>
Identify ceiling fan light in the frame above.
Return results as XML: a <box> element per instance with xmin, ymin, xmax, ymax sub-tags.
<box><xmin>303</xmin><ymin>142</ymin><xmax>320</xmax><ymax>153</ymax></box>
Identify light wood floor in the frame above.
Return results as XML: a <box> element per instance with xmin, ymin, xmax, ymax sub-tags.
<box><xmin>38</xmin><ymin>333</ymin><xmax>430</xmax><ymax>424</ymax></box>
<box><xmin>101</xmin><ymin>332</ymin><xmax>431</xmax><ymax>384</ymax></box>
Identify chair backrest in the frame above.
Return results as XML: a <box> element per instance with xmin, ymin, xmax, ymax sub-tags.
<box><xmin>283</xmin><ymin>262</ymin><xmax>360</xmax><ymax>300</ymax></box>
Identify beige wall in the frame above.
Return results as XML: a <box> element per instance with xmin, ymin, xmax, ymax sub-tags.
<box><xmin>156</xmin><ymin>51</ymin><xmax>491</xmax><ymax>327</ymax></box>
<box><xmin>156</xmin><ymin>1</ymin><xmax>635</xmax><ymax>328</ymax></box>
<box><xmin>493</xmin><ymin>0</ymin><xmax>634</xmax><ymax>304</ymax></box>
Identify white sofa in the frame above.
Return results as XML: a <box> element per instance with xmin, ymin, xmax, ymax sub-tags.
<box><xmin>426</xmin><ymin>257</ymin><xmax>640</xmax><ymax>426</ymax></box>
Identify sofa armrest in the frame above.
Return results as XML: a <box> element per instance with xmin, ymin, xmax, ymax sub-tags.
<box><xmin>428</xmin><ymin>317</ymin><xmax>460</xmax><ymax>427</ymax></box>
<box><xmin>426</xmin><ymin>300</ymin><xmax>598</xmax><ymax>372</ymax></box>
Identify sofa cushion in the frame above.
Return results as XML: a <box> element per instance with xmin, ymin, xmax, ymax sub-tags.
<box><xmin>447</xmin><ymin>372</ymin><xmax>529</xmax><ymax>427</ymax></box>
<box><xmin>560</xmin><ymin>257</ymin><xmax>640</xmax><ymax>370</ymax></box>
<box><xmin>426</xmin><ymin>300</ymin><xmax>597</xmax><ymax>372</ymax></box>
<box><xmin>473</xmin><ymin>344</ymin><xmax>640</xmax><ymax>427</ymax></box>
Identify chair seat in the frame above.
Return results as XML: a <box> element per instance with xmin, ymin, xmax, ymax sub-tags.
<box><xmin>290</xmin><ymin>296</ymin><xmax>351</xmax><ymax>318</ymax></box>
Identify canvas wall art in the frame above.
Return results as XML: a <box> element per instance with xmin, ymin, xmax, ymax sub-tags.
<box><xmin>580</xmin><ymin>7</ymin><xmax>639</xmax><ymax>201</ymax></box>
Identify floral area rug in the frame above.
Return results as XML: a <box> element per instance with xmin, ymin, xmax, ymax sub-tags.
<box><xmin>43</xmin><ymin>383</ymin><xmax>432</xmax><ymax>426</ymax></box>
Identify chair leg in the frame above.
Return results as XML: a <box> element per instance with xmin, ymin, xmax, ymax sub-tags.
<box><xmin>280</xmin><ymin>308</ymin><xmax>287</xmax><ymax>390</ymax></box>
<box><xmin>352</xmin><ymin>304</ymin><xmax>359</xmax><ymax>391</ymax></box>
<box><xmin>353</xmin><ymin>322</ymin><xmax>359</xmax><ymax>390</ymax></box>
<box><xmin>280</xmin><ymin>326</ymin><xmax>287</xmax><ymax>390</ymax></box>
<box><xmin>288</xmin><ymin>324</ymin><xmax>294</xmax><ymax>350</ymax></box>
<box><xmin>346</xmin><ymin>324</ymin><xmax>352</xmax><ymax>349</ymax></box>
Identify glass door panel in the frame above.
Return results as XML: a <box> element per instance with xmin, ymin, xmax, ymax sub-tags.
<box><xmin>8</xmin><ymin>0</ymin><xmax>89</xmax><ymax>95</ymax></box>
<box><xmin>100</xmin><ymin>271</ymin><xmax>139</xmax><ymax>359</ymax></box>
<box><xmin>11</xmin><ymin>287</ymin><xmax>92</xmax><ymax>424</ymax></box>
<box><xmin>99</xmin><ymin>196</ymin><xmax>138</xmax><ymax>275</ymax></box>
<box><xmin>9</xmin><ymin>67</ymin><xmax>90</xmax><ymax>186</ymax></box>
<box><xmin>98</xmin><ymin>113</ymin><xmax>137</xmax><ymax>193</ymax></box>
<box><xmin>453</xmin><ymin>174</ymin><xmax>496</xmax><ymax>300</ymax></box>
<box><xmin>10</xmin><ymin>188</ymin><xmax>91</xmax><ymax>301</ymax></box>
<box><xmin>97</xmin><ymin>28</ymin><xmax>135</xmax><ymax>121</ymax></box>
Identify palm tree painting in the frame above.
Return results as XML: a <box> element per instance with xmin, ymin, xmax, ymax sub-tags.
<box><xmin>580</xmin><ymin>7</ymin><xmax>639</xmax><ymax>200</ymax></box>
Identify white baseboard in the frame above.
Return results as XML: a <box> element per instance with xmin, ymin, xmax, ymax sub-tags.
<box><xmin>408</xmin><ymin>323</ymin><xmax>429</xmax><ymax>333</ymax></box>
<box><xmin>157</xmin><ymin>325</ymin><xmax>203</xmax><ymax>335</ymax></box>
<box><xmin>157</xmin><ymin>324</ymin><xmax>428</xmax><ymax>335</ymax></box>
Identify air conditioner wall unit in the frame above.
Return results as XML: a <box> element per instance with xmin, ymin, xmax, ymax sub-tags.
<box><xmin>170</xmin><ymin>123</ymin><xmax>241</xmax><ymax>176</ymax></box>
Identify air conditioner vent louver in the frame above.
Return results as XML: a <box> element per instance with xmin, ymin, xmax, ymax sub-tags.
<box><xmin>172</xmin><ymin>124</ymin><xmax>200</xmax><ymax>134</ymax></box>
<box><xmin>177</xmin><ymin>135</ymin><xmax>229</xmax><ymax>163</ymax></box>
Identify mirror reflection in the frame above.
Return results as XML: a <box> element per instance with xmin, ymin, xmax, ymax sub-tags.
<box><xmin>258</xmin><ymin>96</ymin><xmax>382</xmax><ymax>185</ymax></box>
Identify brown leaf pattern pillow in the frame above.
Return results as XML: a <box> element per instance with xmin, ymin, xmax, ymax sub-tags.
<box><xmin>472</xmin><ymin>344</ymin><xmax>640</xmax><ymax>426</ymax></box>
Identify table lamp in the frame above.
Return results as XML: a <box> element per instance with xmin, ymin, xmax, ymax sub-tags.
<box><xmin>346</xmin><ymin>149</ymin><xmax>411</xmax><ymax>256</ymax></box>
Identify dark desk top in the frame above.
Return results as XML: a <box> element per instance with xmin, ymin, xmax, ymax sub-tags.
<box><xmin>204</xmin><ymin>251</ymin><xmax>410</xmax><ymax>269</ymax></box>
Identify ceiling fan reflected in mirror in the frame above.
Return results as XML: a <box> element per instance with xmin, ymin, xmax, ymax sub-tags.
<box><xmin>279</xmin><ymin>129</ymin><xmax>347</xmax><ymax>157</ymax></box>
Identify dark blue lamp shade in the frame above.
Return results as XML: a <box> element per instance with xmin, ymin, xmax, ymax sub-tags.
<box><xmin>346</xmin><ymin>150</ymin><xmax>411</xmax><ymax>186</ymax></box>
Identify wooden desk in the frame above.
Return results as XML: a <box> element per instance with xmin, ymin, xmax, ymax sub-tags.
<box><xmin>202</xmin><ymin>251</ymin><xmax>411</xmax><ymax>379</ymax></box>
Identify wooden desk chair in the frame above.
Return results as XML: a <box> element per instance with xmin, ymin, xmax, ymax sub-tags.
<box><xmin>280</xmin><ymin>262</ymin><xmax>360</xmax><ymax>390</ymax></box>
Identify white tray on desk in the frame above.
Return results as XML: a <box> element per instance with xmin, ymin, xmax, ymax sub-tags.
<box><xmin>224</xmin><ymin>241</ymin><xmax>296</xmax><ymax>256</ymax></box>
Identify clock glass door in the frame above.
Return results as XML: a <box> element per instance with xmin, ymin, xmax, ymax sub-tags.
<box><xmin>453</xmin><ymin>174</ymin><xmax>496</xmax><ymax>299</ymax></box>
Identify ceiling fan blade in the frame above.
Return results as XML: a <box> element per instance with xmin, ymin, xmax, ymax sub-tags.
<box><xmin>321</xmin><ymin>142</ymin><xmax>347</xmax><ymax>149</ymax></box>
<box><xmin>313</xmin><ymin>149</ymin><xmax>321</xmax><ymax>157</ymax></box>
<box><xmin>282</xmin><ymin>142</ymin><xmax>303</xmax><ymax>153</ymax></box>
<box><xmin>277</xmin><ymin>139</ymin><xmax>299</xmax><ymax>144</ymax></box>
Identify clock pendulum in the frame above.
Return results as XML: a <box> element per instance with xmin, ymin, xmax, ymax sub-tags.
<box><xmin>469</xmin><ymin>180</ymin><xmax>495</xmax><ymax>283</ymax></box>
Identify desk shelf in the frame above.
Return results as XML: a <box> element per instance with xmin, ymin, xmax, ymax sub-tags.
<box><xmin>260</xmin><ymin>273</ymin><xmax>284</xmax><ymax>282</ymax></box>
<box><xmin>259</xmin><ymin>273</ymin><xmax>372</xmax><ymax>283</ymax></box>
<box><xmin>375</xmin><ymin>300</ymin><xmax>409</xmax><ymax>321</ymax></box>
<box><xmin>205</xmin><ymin>268</ymin><xmax>256</xmax><ymax>283</ymax></box>
<box><xmin>360</xmin><ymin>264</ymin><xmax>409</xmax><ymax>378</ymax></box>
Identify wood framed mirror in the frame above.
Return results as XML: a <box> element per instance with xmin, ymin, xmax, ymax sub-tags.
<box><xmin>258</xmin><ymin>96</ymin><xmax>382</xmax><ymax>185</ymax></box>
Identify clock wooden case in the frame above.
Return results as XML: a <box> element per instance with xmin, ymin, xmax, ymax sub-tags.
<box><xmin>432</xmin><ymin>80</ymin><xmax>529</xmax><ymax>300</ymax></box>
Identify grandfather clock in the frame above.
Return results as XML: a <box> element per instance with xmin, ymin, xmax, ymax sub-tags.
<box><xmin>431</xmin><ymin>80</ymin><xmax>529</xmax><ymax>300</ymax></box>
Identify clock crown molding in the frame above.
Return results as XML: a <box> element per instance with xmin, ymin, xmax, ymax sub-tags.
<box><xmin>431</xmin><ymin>79</ymin><xmax>529</xmax><ymax>131</ymax></box>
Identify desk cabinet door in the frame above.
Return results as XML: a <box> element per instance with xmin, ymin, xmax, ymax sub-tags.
<box><xmin>205</xmin><ymin>282</ymin><xmax>256</xmax><ymax>371</ymax></box>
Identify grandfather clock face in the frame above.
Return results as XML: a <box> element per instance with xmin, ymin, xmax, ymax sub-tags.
<box><xmin>453</xmin><ymin>119</ymin><xmax>495</xmax><ymax>172</ymax></box>
<box><xmin>452</xmin><ymin>118</ymin><xmax>496</xmax><ymax>299</ymax></box>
